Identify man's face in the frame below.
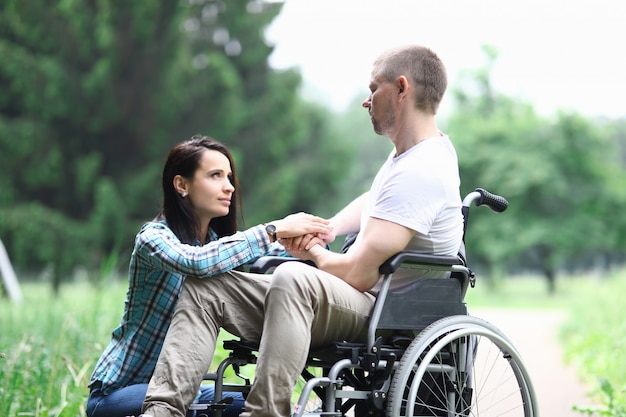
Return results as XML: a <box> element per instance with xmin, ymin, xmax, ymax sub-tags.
<box><xmin>363</xmin><ymin>70</ymin><xmax>396</xmax><ymax>136</ymax></box>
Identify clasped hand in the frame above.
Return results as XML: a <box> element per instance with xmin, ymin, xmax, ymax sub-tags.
<box><xmin>271</xmin><ymin>212</ymin><xmax>333</xmax><ymax>260</ymax></box>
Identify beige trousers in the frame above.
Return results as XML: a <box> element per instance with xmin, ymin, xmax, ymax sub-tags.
<box><xmin>142</xmin><ymin>261</ymin><xmax>375</xmax><ymax>417</ymax></box>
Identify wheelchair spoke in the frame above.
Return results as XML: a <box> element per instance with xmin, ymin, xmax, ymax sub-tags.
<box><xmin>386</xmin><ymin>316</ymin><xmax>537</xmax><ymax>417</ymax></box>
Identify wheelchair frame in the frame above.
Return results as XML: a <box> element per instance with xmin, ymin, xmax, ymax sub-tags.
<box><xmin>198</xmin><ymin>188</ymin><xmax>538</xmax><ymax>417</ymax></box>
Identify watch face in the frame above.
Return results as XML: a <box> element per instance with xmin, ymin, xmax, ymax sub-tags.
<box><xmin>266</xmin><ymin>224</ymin><xmax>276</xmax><ymax>233</ymax></box>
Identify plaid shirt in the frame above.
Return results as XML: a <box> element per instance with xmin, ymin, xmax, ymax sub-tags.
<box><xmin>88</xmin><ymin>220</ymin><xmax>275</xmax><ymax>394</ymax></box>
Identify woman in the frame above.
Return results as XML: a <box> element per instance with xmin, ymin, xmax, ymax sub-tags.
<box><xmin>86</xmin><ymin>135</ymin><xmax>331</xmax><ymax>417</ymax></box>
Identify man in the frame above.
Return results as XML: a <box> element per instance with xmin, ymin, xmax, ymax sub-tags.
<box><xmin>141</xmin><ymin>44</ymin><xmax>464</xmax><ymax>417</ymax></box>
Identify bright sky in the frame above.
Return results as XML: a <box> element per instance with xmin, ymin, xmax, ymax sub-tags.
<box><xmin>266</xmin><ymin>0</ymin><xmax>626</xmax><ymax>118</ymax></box>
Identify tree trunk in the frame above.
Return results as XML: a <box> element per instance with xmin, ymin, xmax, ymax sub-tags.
<box><xmin>543</xmin><ymin>267</ymin><xmax>556</xmax><ymax>295</ymax></box>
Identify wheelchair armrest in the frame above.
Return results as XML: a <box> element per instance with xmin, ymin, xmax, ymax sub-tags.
<box><xmin>251</xmin><ymin>252</ymin><xmax>460</xmax><ymax>276</ymax></box>
<box><xmin>379</xmin><ymin>252</ymin><xmax>461</xmax><ymax>275</ymax></box>
<box><xmin>248</xmin><ymin>256</ymin><xmax>315</xmax><ymax>274</ymax></box>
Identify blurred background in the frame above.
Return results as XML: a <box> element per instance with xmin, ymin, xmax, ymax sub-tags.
<box><xmin>1</xmin><ymin>0</ymin><xmax>624</xmax><ymax>293</ymax></box>
<box><xmin>1</xmin><ymin>1</ymin><xmax>625</xmax><ymax>416</ymax></box>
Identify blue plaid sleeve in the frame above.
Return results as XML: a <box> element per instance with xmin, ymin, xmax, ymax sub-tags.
<box><xmin>134</xmin><ymin>222</ymin><xmax>273</xmax><ymax>277</ymax></box>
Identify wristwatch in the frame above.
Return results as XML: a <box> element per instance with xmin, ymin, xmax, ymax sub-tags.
<box><xmin>265</xmin><ymin>224</ymin><xmax>277</xmax><ymax>242</ymax></box>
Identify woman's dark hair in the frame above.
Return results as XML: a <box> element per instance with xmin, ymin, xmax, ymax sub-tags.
<box><xmin>157</xmin><ymin>135</ymin><xmax>242</xmax><ymax>244</ymax></box>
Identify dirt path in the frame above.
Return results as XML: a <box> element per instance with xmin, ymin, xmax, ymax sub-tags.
<box><xmin>472</xmin><ymin>309</ymin><xmax>596</xmax><ymax>417</ymax></box>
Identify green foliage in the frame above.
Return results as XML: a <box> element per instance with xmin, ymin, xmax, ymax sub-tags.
<box><xmin>562</xmin><ymin>273</ymin><xmax>626</xmax><ymax>414</ymax></box>
<box><xmin>4</xmin><ymin>272</ymin><xmax>625</xmax><ymax>416</ymax></box>
<box><xmin>573</xmin><ymin>378</ymin><xmax>626</xmax><ymax>417</ymax></box>
<box><xmin>0</xmin><ymin>203</ymin><xmax>92</xmax><ymax>292</ymax></box>
<box><xmin>463</xmin><ymin>274</ymin><xmax>570</xmax><ymax>309</ymax></box>
<box><xmin>0</xmin><ymin>282</ymin><xmax>127</xmax><ymax>417</ymax></box>
<box><xmin>446</xmin><ymin>46</ymin><xmax>626</xmax><ymax>291</ymax></box>
<box><xmin>239</xmin><ymin>99</ymin><xmax>355</xmax><ymax>225</ymax></box>
<box><xmin>0</xmin><ymin>1</ymin><xmax>193</xmax><ymax>287</ymax></box>
<box><xmin>0</xmin><ymin>0</ymin><xmax>356</xmax><ymax>287</ymax></box>
<box><xmin>331</xmin><ymin>94</ymin><xmax>392</xmax><ymax>207</ymax></box>
<box><xmin>0</xmin><ymin>280</ymin><xmax>247</xmax><ymax>417</ymax></box>
<box><xmin>456</xmin><ymin>270</ymin><xmax>626</xmax><ymax>415</ymax></box>
<box><xmin>3</xmin><ymin>4</ymin><xmax>626</xmax><ymax>299</ymax></box>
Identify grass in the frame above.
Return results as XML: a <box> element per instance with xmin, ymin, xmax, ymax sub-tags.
<box><xmin>1</xmin><ymin>280</ymin><xmax>124</xmax><ymax>417</ymax></box>
<box><xmin>464</xmin><ymin>269</ymin><xmax>626</xmax><ymax>415</ymax></box>
<box><xmin>464</xmin><ymin>273</ymin><xmax>571</xmax><ymax>309</ymax></box>
<box><xmin>560</xmin><ymin>271</ymin><xmax>626</xmax><ymax>416</ymax></box>
<box><xmin>1</xmin><ymin>269</ymin><xmax>625</xmax><ymax>416</ymax></box>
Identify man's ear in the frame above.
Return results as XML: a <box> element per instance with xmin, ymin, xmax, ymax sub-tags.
<box><xmin>397</xmin><ymin>75</ymin><xmax>409</xmax><ymax>100</ymax></box>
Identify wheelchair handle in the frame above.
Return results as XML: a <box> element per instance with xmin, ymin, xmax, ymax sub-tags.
<box><xmin>463</xmin><ymin>188</ymin><xmax>508</xmax><ymax>213</ymax></box>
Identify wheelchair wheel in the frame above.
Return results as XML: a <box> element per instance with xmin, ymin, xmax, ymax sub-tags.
<box><xmin>292</xmin><ymin>367</ymin><xmax>324</xmax><ymax>414</ymax></box>
<box><xmin>386</xmin><ymin>315</ymin><xmax>538</xmax><ymax>417</ymax></box>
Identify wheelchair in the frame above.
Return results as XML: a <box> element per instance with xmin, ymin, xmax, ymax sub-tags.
<box><xmin>196</xmin><ymin>188</ymin><xmax>538</xmax><ymax>417</ymax></box>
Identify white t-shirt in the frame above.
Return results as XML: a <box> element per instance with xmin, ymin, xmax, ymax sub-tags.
<box><xmin>357</xmin><ymin>133</ymin><xmax>464</xmax><ymax>291</ymax></box>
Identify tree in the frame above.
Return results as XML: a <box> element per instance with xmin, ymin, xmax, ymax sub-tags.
<box><xmin>331</xmin><ymin>94</ymin><xmax>393</xmax><ymax>205</ymax></box>
<box><xmin>0</xmin><ymin>0</ymin><xmax>354</xmax><ymax>292</ymax></box>
<box><xmin>0</xmin><ymin>1</ymin><xmax>183</xmax><ymax>290</ymax></box>
<box><xmin>446</xmin><ymin>45</ymin><xmax>626</xmax><ymax>293</ymax></box>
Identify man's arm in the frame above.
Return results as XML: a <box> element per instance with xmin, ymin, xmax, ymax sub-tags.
<box><xmin>320</xmin><ymin>192</ymin><xmax>369</xmax><ymax>243</ymax></box>
<box><xmin>304</xmin><ymin>217</ymin><xmax>415</xmax><ymax>292</ymax></box>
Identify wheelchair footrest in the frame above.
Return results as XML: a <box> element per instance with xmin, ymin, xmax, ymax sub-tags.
<box><xmin>309</xmin><ymin>341</ymin><xmax>404</xmax><ymax>366</ymax></box>
<box><xmin>188</xmin><ymin>397</ymin><xmax>233</xmax><ymax>411</ymax></box>
<box><xmin>223</xmin><ymin>339</ymin><xmax>259</xmax><ymax>352</ymax></box>
<box><xmin>222</xmin><ymin>339</ymin><xmax>259</xmax><ymax>361</ymax></box>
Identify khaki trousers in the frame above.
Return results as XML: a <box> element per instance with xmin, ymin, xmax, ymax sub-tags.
<box><xmin>143</xmin><ymin>261</ymin><xmax>375</xmax><ymax>417</ymax></box>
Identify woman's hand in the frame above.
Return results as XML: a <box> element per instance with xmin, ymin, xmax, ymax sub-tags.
<box><xmin>272</xmin><ymin>212</ymin><xmax>332</xmax><ymax>239</ymax></box>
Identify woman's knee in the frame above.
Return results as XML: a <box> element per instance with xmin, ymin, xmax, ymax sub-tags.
<box><xmin>179</xmin><ymin>273</ymin><xmax>234</xmax><ymax>310</ymax></box>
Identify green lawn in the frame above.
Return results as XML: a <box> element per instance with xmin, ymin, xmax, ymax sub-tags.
<box><xmin>1</xmin><ymin>269</ymin><xmax>624</xmax><ymax>417</ymax></box>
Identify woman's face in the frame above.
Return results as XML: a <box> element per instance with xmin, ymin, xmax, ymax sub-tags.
<box><xmin>182</xmin><ymin>149</ymin><xmax>235</xmax><ymax>222</ymax></box>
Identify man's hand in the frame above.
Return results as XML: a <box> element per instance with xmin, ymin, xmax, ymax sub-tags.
<box><xmin>280</xmin><ymin>234</ymin><xmax>326</xmax><ymax>259</ymax></box>
<box><xmin>308</xmin><ymin>218</ymin><xmax>415</xmax><ymax>292</ymax></box>
<box><xmin>316</xmin><ymin>227</ymin><xmax>337</xmax><ymax>244</ymax></box>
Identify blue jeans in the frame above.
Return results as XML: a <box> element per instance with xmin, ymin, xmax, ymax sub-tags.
<box><xmin>86</xmin><ymin>383</ymin><xmax>244</xmax><ymax>417</ymax></box>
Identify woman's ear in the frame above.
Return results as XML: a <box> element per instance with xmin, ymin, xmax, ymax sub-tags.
<box><xmin>173</xmin><ymin>175</ymin><xmax>188</xmax><ymax>198</ymax></box>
